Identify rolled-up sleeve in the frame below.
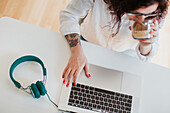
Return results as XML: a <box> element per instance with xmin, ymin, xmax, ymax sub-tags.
<box><xmin>60</xmin><ymin>0</ymin><xmax>94</xmax><ymax>36</ymax></box>
<box><xmin>135</xmin><ymin>41</ymin><xmax>159</xmax><ymax>62</ymax></box>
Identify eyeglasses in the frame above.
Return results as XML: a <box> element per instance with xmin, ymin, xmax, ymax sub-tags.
<box><xmin>126</xmin><ymin>11</ymin><xmax>162</xmax><ymax>17</ymax></box>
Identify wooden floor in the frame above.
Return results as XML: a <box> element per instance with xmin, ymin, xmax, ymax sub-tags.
<box><xmin>0</xmin><ymin>0</ymin><xmax>70</xmax><ymax>32</ymax></box>
<box><xmin>0</xmin><ymin>0</ymin><xmax>170</xmax><ymax>68</ymax></box>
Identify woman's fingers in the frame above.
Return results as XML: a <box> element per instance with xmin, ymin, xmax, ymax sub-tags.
<box><xmin>62</xmin><ymin>53</ymin><xmax>90</xmax><ymax>87</ymax></box>
<box><xmin>63</xmin><ymin>67</ymin><xmax>71</xmax><ymax>84</ymax></box>
<box><xmin>62</xmin><ymin>65</ymin><xmax>69</xmax><ymax>78</ymax></box>
<box><xmin>66</xmin><ymin>69</ymin><xmax>75</xmax><ymax>87</ymax></box>
<box><xmin>139</xmin><ymin>36</ymin><xmax>156</xmax><ymax>45</ymax></box>
<box><xmin>150</xmin><ymin>30</ymin><xmax>158</xmax><ymax>37</ymax></box>
<box><xmin>73</xmin><ymin>70</ymin><xmax>80</xmax><ymax>86</ymax></box>
<box><xmin>151</xmin><ymin>20</ymin><xmax>159</xmax><ymax>31</ymax></box>
<box><xmin>84</xmin><ymin>63</ymin><xmax>90</xmax><ymax>77</ymax></box>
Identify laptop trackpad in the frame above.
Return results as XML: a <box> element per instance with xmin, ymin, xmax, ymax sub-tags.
<box><xmin>77</xmin><ymin>64</ymin><xmax>123</xmax><ymax>92</ymax></box>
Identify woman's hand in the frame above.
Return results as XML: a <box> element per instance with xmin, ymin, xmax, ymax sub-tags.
<box><xmin>138</xmin><ymin>20</ymin><xmax>159</xmax><ymax>56</ymax></box>
<box><xmin>62</xmin><ymin>34</ymin><xmax>90</xmax><ymax>87</ymax></box>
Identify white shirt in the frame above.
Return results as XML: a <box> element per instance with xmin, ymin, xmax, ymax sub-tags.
<box><xmin>60</xmin><ymin>0</ymin><xmax>161</xmax><ymax>62</ymax></box>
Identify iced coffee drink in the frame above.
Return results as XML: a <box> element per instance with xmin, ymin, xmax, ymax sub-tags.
<box><xmin>131</xmin><ymin>20</ymin><xmax>152</xmax><ymax>40</ymax></box>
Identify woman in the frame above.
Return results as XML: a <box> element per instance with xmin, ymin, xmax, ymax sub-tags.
<box><xmin>60</xmin><ymin>0</ymin><xmax>169</xmax><ymax>86</ymax></box>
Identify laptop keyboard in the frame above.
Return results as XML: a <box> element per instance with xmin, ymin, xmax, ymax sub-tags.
<box><xmin>68</xmin><ymin>83</ymin><xmax>133</xmax><ymax>113</ymax></box>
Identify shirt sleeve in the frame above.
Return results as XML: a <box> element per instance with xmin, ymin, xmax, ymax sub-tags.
<box><xmin>135</xmin><ymin>41</ymin><xmax>159</xmax><ymax>62</ymax></box>
<box><xmin>60</xmin><ymin>0</ymin><xmax>94</xmax><ymax>36</ymax></box>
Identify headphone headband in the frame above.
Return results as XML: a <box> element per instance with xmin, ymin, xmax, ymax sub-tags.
<box><xmin>9</xmin><ymin>55</ymin><xmax>47</xmax><ymax>89</ymax></box>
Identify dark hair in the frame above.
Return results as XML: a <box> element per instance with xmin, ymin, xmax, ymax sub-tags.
<box><xmin>104</xmin><ymin>0</ymin><xmax>169</xmax><ymax>36</ymax></box>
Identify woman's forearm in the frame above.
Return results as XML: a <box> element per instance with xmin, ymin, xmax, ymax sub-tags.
<box><xmin>65</xmin><ymin>34</ymin><xmax>83</xmax><ymax>54</ymax></box>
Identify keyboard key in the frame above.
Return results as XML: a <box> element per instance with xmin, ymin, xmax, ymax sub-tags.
<box><xmin>117</xmin><ymin>101</ymin><xmax>120</xmax><ymax>105</ymax></box>
<box><xmin>95</xmin><ymin>96</ymin><xmax>99</xmax><ymax>100</ymax></box>
<box><xmin>92</xmin><ymin>99</ymin><xmax>95</xmax><ymax>103</ymax></box>
<box><xmin>101</xmin><ymin>106</ymin><xmax>105</xmax><ymax>110</ymax></box>
<box><xmin>123</xmin><ymin>98</ymin><xmax>127</xmax><ymax>102</ymax></box>
<box><xmin>114</xmin><ymin>109</ymin><xmax>118</xmax><ymax>112</ymax></box>
<box><xmin>69</xmin><ymin>94</ymin><xmax>73</xmax><ymax>98</ymax></box>
<box><xmin>104</xmin><ymin>102</ymin><xmax>108</xmax><ymax>106</ymax></box>
<box><xmin>112</xmin><ymin>100</ymin><xmax>116</xmax><ymax>104</ymax></box>
<box><xmin>83</xmin><ymin>94</ymin><xmax>86</xmax><ymax>97</ymax></box>
<box><xmin>78</xmin><ymin>92</ymin><xmax>82</xmax><ymax>96</ymax></box>
<box><xmin>87</xmin><ymin>99</ymin><xmax>91</xmax><ymax>102</ymax></box>
<box><xmin>89</xmin><ymin>103</ymin><xmax>92</xmax><ymax>107</ymax></box>
<box><xmin>74</xmin><ymin>96</ymin><xmax>78</xmax><ymax>99</ymax></box>
<box><xmin>81</xmin><ymin>89</ymin><xmax>85</xmax><ymax>92</ymax></box>
<box><xmin>129</xmin><ymin>96</ymin><xmax>133</xmax><ymax>99</ymax></box>
<box><xmin>127</xmin><ymin>99</ymin><xmax>132</xmax><ymax>103</ymax></box>
<box><xmin>100</xmin><ymin>101</ymin><xmax>104</xmax><ymax>105</ymax></box>
<box><xmin>76</xmin><ymin>100</ymin><xmax>79</xmax><ymax>104</ymax></box>
<box><xmin>72</xmin><ymin>87</ymin><xmax>80</xmax><ymax>92</ymax></box>
<box><xmin>83</xmin><ymin>98</ymin><xmax>86</xmax><ymax>101</ymax></box>
<box><xmin>94</xmin><ymin>92</ymin><xmax>97</xmax><ymax>95</ymax></box>
<box><xmin>78</xmin><ymin>97</ymin><xmax>82</xmax><ymax>100</ymax></box>
<box><xmin>77</xmin><ymin>83</ymin><xmax>80</xmax><ymax>87</ymax></box>
<box><xmin>117</xmin><ymin>105</ymin><xmax>121</xmax><ymax>109</ymax></box>
<box><xmin>91</xmin><ymin>95</ymin><xmax>95</xmax><ymax>99</ymax></box>
<box><xmin>90</xmin><ymin>87</ymin><xmax>94</xmax><ymax>90</ymax></box>
<box><xmin>93</xmin><ymin>104</ymin><xmax>97</xmax><ymax>108</ymax></box>
<box><xmin>107</xmin><ymin>95</ymin><xmax>110</xmax><ymax>98</ymax></box>
<box><xmin>119</xmin><ymin>97</ymin><xmax>123</xmax><ymax>101</ymax></box>
<box><xmin>69</xmin><ymin>99</ymin><xmax>75</xmax><ymax>103</ymax></box>
<box><xmin>98</xmin><ymin>93</ymin><xmax>102</xmax><ymax>96</ymax></box>
<box><xmin>113</xmin><ymin>104</ymin><xmax>116</xmax><ymax>108</ymax></box>
<box><xmin>90</xmin><ymin>91</ymin><xmax>93</xmax><ymax>94</ymax></box>
<box><xmin>121</xmin><ymin>102</ymin><xmax>124</xmax><ymax>106</ymax></box>
<box><xmin>74</xmin><ymin>91</ymin><xmax>78</xmax><ymax>95</ymax></box>
<box><xmin>110</xmin><ymin>108</ymin><xmax>113</xmax><ymax>112</ymax></box>
<box><xmin>95</xmin><ymin>88</ymin><xmax>115</xmax><ymax>95</ymax></box>
<box><xmin>97</xmin><ymin>105</ymin><xmax>101</xmax><ymax>109</ymax></box>
<box><xmin>125</xmin><ymin>103</ymin><xmax>132</xmax><ymax>107</ymax></box>
<box><xmin>116</xmin><ymin>93</ymin><xmax>120</xmax><ymax>97</ymax></box>
<box><xmin>109</xmin><ymin>103</ymin><xmax>112</xmax><ymax>107</ymax></box>
<box><xmin>85</xmin><ymin>90</ymin><xmax>89</xmax><ymax>93</ymax></box>
<box><xmin>121</xmin><ymin>94</ymin><xmax>124</xmax><ymax>97</ymax></box>
<box><xmin>111</xmin><ymin>96</ymin><xmax>114</xmax><ymax>99</ymax></box>
<box><xmin>81</xmin><ymin>84</ymin><xmax>84</xmax><ymax>88</ymax></box>
<box><xmin>125</xmin><ymin>95</ymin><xmax>128</xmax><ymax>98</ymax></box>
<box><xmin>84</xmin><ymin>102</ymin><xmax>88</xmax><ymax>106</ymax></box>
<box><xmin>121</xmin><ymin>106</ymin><xmax>125</xmax><ymax>110</ymax></box>
<box><xmin>100</xmin><ymin>97</ymin><xmax>103</xmax><ymax>101</ymax></box>
<box><xmin>102</xmin><ymin>94</ymin><xmax>106</xmax><ymax>97</ymax></box>
<box><xmin>108</xmin><ymin>99</ymin><xmax>111</xmax><ymax>103</ymax></box>
<box><xmin>96</xmin><ymin>101</ymin><xmax>99</xmax><ymax>104</ymax></box>
<box><xmin>104</xmin><ymin>98</ymin><xmax>107</xmax><ymax>102</ymax></box>
<box><xmin>125</xmin><ymin>107</ymin><xmax>131</xmax><ymax>111</ymax></box>
<box><xmin>80</xmin><ymin>101</ymin><xmax>83</xmax><ymax>105</ymax></box>
<box><xmin>87</xmin><ymin>94</ymin><xmax>90</xmax><ymax>98</ymax></box>
<box><xmin>85</xmin><ymin>86</ymin><xmax>89</xmax><ymax>89</ymax></box>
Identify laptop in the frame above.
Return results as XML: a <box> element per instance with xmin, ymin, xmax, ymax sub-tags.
<box><xmin>58</xmin><ymin>64</ymin><xmax>141</xmax><ymax>113</ymax></box>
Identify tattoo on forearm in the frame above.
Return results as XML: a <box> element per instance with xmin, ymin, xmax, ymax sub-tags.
<box><xmin>65</xmin><ymin>34</ymin><xmax>81</xmax><ymax>47</ymax></box>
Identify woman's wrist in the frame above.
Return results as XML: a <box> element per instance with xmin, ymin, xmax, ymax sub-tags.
<box><xmin>139</xmin><ymin>44</ymin><xmax>152</xmax><ymax>56</ymax></box>
<box><xmin>65</xmin><ymin>33</ymin><xmax>82</xmax><ymax>54</ymax></box>
<box><xmin>70</xmin><ymin>45</ymin><xmax>83</xmax><ymax>54</ymax></box>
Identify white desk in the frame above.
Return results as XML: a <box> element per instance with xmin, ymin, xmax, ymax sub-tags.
<box><xmin>0</xmin><ymin>17</ymin><xmax>170</xmax><ymax>113</ymax></box>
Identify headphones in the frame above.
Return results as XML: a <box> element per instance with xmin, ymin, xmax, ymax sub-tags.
<box><xmin>9</xmin><ymin>55</ymin><xmax>57</xmax><ymax>107</ymax></box>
